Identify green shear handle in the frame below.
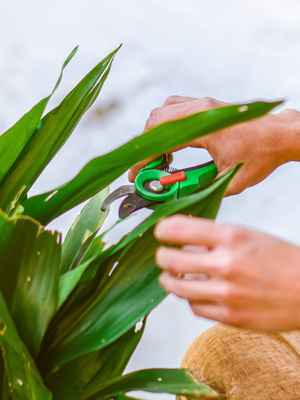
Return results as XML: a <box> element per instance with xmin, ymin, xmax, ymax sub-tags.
<box><xmin>135</xmin><ymin>155</ymin><xmax>218</xmax><ymax>202</ymax></box>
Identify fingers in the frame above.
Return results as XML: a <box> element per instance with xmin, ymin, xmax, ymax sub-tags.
<box><xmin>224</xmin><ymin>167</ymin><xmax>247</xmax><ymax>196</ymax></box>
<box><xmin>155</xmin><ymin>215</ymin><xmax>236</xmax><ymax>248</ymax></box>
<box><xmin>160</xmin><ymin>272</ymin><xmax>229</xmax><ymax>302</ymax></box>
<box><xmin>129</xmin><ymin>96</ymin><xmax>224</xmax><ymax>181</ymax></box>
<box><xmin>189</xmin><ymin>303</ymin><xmax>232</xmax><ymax>324</ymax></box>
<box><xmin>144</xmin><ymin>97</ymin><xmax>223</xmax><ymax>131</ymax></box>
<box><xmin>156</xmin><ymin>246</ymin><xmax>227</xmax><ymax>276</ymax></box>
<box><xmin>128</xmin><ymin>157</ymin><xmax>156</xmax><ymax>182</ymax></box>
<box><xmin>128</xmin><ymin>153</ymin><xmax>174</xmax><ymax>182</ymax></box>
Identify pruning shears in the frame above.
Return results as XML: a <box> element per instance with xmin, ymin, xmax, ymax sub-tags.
<box><xmin>102</xmin><ymin>154</ymin><xmax>218</xmax><ymax>219</ymax></box>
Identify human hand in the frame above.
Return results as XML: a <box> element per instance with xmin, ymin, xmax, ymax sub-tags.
<box><xmin>155</xmin><ymin>215</ymin><xmax>300</xmax><ymax>331</ymax></box>
<box><xmin>129</xmin><ymin>96</ymin><xmax>300</xmax><ymax>195</ymax></box>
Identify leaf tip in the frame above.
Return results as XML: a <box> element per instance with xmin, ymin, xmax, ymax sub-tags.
<box><xmin>112</xmin><ymin>43</ymin><xmax>123</xmax><ymax>57</ymax></box>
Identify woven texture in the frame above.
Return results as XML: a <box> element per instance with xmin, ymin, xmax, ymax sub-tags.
<box><xmin>179</xmin><ymin>324</ymin><xmax>300</xmax><ymax>400</ymax></box>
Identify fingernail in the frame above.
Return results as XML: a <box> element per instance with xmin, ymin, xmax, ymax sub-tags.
<box><xmin>159</xmin><ymin>272</ymin><xmax>170</xmax><ymax>287</ymax></box>
<box><xmin>156</xmin><ymin>247</ymin><xmax>172</xmax><ymax>269</ymax></box>
<box><xmin>154</xmin><ymin>220</ymin><xmax>169</xmax><ymax>239</ymax></box>
<box><xmin>128</xmin><ymin>171</ymin><xmax>134</xmax><ymax>182</ymax></box>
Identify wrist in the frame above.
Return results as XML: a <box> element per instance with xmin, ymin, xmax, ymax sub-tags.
<box><xmin>276</xmin><ymin>109</ymin><xmax>300</xmax><ymax>163</ymax></box>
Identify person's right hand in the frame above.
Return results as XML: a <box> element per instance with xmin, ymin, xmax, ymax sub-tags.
<box><xmin>129</xmin><ymin>96</ymin><xmax>300</xmax><ymax>195</ymax></box>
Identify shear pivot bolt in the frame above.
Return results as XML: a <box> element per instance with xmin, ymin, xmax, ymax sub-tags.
<box><xmin>149</xmin><ymin>180</ymin><xmax>164</xmax><ymax>193</ymax></box>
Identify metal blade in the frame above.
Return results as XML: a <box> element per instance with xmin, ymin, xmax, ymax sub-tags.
<box><xmin>119</xmin><ymin>193</ymin><xmax>153</xmax><ymax>219</ymax></box>
<box><xmin>101</xmin><ymin>185</ymin><xmax>135</xmax><ymax>211</ymax></box>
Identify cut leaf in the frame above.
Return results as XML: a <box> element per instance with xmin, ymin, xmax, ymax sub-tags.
<box><xmin>0</xmin><ymin>46</ymin><xmax>119</xmax><ymax>212</ymax></box>
<box><xmin>0</xmin><ymin>291</ymin><xmax>52</xmax><ymax>400</ymax></box>
<box><xmin>47</xmin><ymin>167</ymin><xmax>238</xmax><ymax>368</ymax></box>
<box><xmin>61</xmin><ymin>188</ymin><xmax>109</xmax><ymax>273</ymax></box>
<box><xmin>24</xmin><ymin>100</ymin><xmax>282</xmax><ymax>224</ymax></box>
<box><xmin>82</xmin><ymin>369</ymin><xmax>218</xmax><ymax>400</ymax></box>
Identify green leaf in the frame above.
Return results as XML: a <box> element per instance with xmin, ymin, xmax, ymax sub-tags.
<box><xmin>0</xmin><ymin>46</ymin><xmax>78</xmax><ymax>207</ymax></box>
<box><xmin>0</xmin><ymin>213</ymin><xmax>19</xmax><ymax>302</ymax></box>
<box><xmin>46</xmin><ymin>326</ymin><xmax>144</xmax><ymax>400</ymax></box>
<box><xmin>24</xmin><ymin>99</ymin><xmax>282</xmax><ymax>224</ymax></box>
<box><xmin>82</xmin><ymin>369</ymin><xmax>218</xmax><ymax>400</ymax></box>
<box><xmin>0</xmin><ymin>47</ymin><xmax>78</xmax><ymax>189</ymax></box>
<box><xmin>0</xmin><ymin>210</ymin><xmax>61</xmax><ymax>356</ymax></box>
<box><xmin>0</xmin><ymin>46</ymin><xmax>119</xmax><ymax>212</ymax></box>
<box><xmin>61</xmin><ymin>188</ymin><xmax>109</xmax><ymax>273</ymax></box>
<box><xmin>0</xmin><ymin>99</ymin><xmax>48</xmax><ymax>185</ymax></box>
<box><xmin>58</xmin><ymin>258</ymin><xmax>95</xmax><ymax>309</ymax></box>
<box><xmin>0</xmin><ymin>291</ymin><xmax>52</xmax><ymax>400</ymax></box>
<box><xmin>11</xmin><ymin>225</ymin><xmax>61</xmax><ymax>356</ymax></box>
<box><xmin>115</xmin><ymin>396</ymin><xmax>144</xmax><ymax>400</ymax></box>
<box><xmin>47</xmin><ymin>167</ymin><xmax>238</xmax><ymax>368</ymax></box>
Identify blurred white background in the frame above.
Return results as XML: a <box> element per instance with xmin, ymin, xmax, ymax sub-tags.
<box><xmin>1</xmin><ymin>0</ymin><xmax>300</xmax><ymax>397</ymax></box>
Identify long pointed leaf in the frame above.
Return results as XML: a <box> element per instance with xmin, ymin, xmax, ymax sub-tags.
<box><xmin>0</xmin><ymin>46</ymin><xmax>78</xmax><ymax>196</ymax></box>
<box><xmin>0</xmin><ymin>292</ymin><xmax>52</xmax><ymax>400</ymax></box>
<box><xmin>0</xmin><ymin>46</ymin><xmax>119</xmax><ymax>212</ymax></box>
<box><xmin>115</xmin><ymin>396</ymin><xmax>144</xmax><ymax>400</ymax></box>
<box><xmin>61</xmin><ymin>188</ymin><xmax>108</xmax><ymax>273</ymax></box>
<box><xmin>0</xmin><ymin>99</ymin><xmax>48</xmax><ymax>185</ymax></box>
<box><xmin>58</xmin><ymin>258</ymin><xmax>95</xmax><ymax>308</ymax></box>
<box><xmin>24</xmin><ymin>100</ymin><xmax>282</xmax><ymax>224</ymax></box>
<box><xmin>82</xmin><ymin>369</ymin><xmax>218</xmax><ymax>400</ymax></box>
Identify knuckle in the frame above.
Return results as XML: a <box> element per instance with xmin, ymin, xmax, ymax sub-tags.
<box><xmin>149</xmin><ymin>107</ymin><xmax>162</xmax><ymax>120</ymax></box>
<box><xmin>167</xmin><ymin>259</ymin><xmax>182</xmax><ymax>274</ymax></box>
<box><xmin>164</xmin><ymin>215</ymin><xmax>187</xmax><ymax>230</ymax></box>
<box><xmin>225</xmin><ymin>226</ymin><xmax>249</xmax><ymax>245</ymax></box>
<box><xmin>190</xmin><ymin>304</ymin><xmax>201</xmax><ymax>317</ymax></box>
<box><xmin>223</xmin><ymin>308</ymin><xmax>240</xmax><ymax>324</ymax></box>
<box><xmin>220</xmin><ymin>262</ymin><xmax>235</xmax><ymax>279</ymax></box>
<box><xmin>226</xmin><ymin>186</ymin><xmax>243</xmax><ymax>196</ymax></box>
<box><xmin>218</xmin><ymin>285</ymin><xmax>234</xmax><ymax>302</ymax></box>
<box><xmin>282</xmin><ymin>108</ymin><xmax>299</xmax><ymax>119</ymax></box>
<box><xmin>165</xmin><ymin>96</ymin><xmax>180</xmax><ymax>105</ymax></box>
<box><xmin>193</xmin><ymin>308</ymin><xmax>201</xmax><ymax>317</ymax></box>
<box><xmin>201</xmin><ymin>97</ymin><xmax>217</xmax><ymax>107</ymax></box>
<box><xmin>218</xmin><ymin>254</ymin><xmax>235</xmax><ymax>278</ymax></box>
<box><xmin>227</xmin><ymin>287</ymin><xmax>243</xmax><ymax>304</ymax></box>
<box><xmin>230</xmin><ymin>311</ymin><xmax>251</xmax><ymax>327</ymax></box>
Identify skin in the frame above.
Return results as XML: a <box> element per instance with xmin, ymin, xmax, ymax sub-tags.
<box><xmin>129</xmin><ymin>96</ymin><xmax>300</xmax><ymax>331</ymax></box>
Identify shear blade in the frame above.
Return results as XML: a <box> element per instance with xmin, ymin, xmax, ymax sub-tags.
<box><xmin>119</xmin><ymin>193</ymin><xmax>153</xmax><ymax>219</ymax></box>
<box><xmin>102</xmin><ymin>185</ymin><xmax>135</xmax><ymax>212</ymax></box>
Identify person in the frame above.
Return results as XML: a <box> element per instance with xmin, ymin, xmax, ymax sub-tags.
<box><xmin>129</xmin><ymin>96</ymin><xmax>300</xmax><ymax>400</ymax></box>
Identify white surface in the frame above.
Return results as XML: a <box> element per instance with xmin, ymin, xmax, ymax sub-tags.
<box><xmin>1</xmin><ymin>1</ymin><xmax>300</xmax><ymax>397</ymax></box>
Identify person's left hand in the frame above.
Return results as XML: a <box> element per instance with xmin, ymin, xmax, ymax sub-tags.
<box><xmin>155</xmin><ymin>215</ymin><xmax>300</xmax><ymax>331</ymax></box>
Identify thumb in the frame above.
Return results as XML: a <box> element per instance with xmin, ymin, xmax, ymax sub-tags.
<box><xmin>222</xmin><ymin>166</ymin><xmax>246</xmax><ymax>196</ymax></box>
<box><xmin>128</xmin><ymin>157</ymin><xmax>156</xmax><ymax>182</ymax></box>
